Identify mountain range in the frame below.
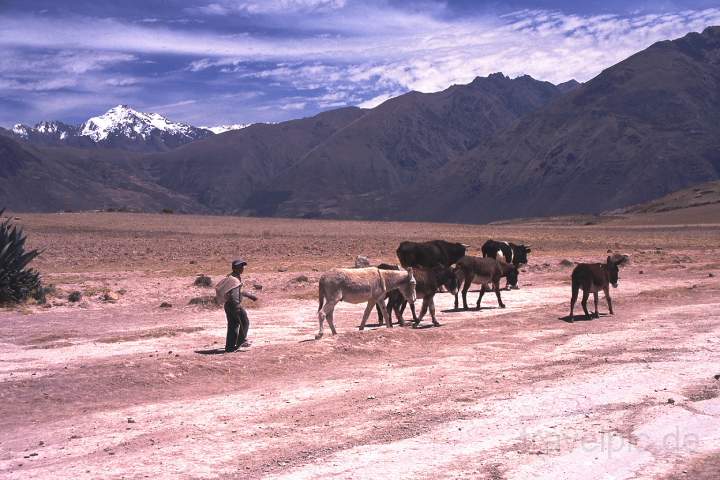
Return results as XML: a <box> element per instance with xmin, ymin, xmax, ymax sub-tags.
<box><xmin>1</xmin><ymin>26</ymin><xmax>719</xmax><ymax>222</ymax></box>
<box><xmin>9</xmin><ymin>105</ymin><xmax>250</xmax><ymax>152</ymax></box>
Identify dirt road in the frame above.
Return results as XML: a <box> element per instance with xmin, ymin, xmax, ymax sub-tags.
<box><xmin>1</xmin><ymin>213</ymin><xmax>719</xmax><ymax>479</ymax></box>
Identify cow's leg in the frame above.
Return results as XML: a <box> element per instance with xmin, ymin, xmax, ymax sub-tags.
<box><xmin>316</xmin><ymin>300</ymin><xmax>337</xmax><ymax>339</ymax></box>
<box><xmin>604</xmin><ymin>286</ymin><xmax>614</xmax><ymax>315</ymax></box>
<box><xmin>494</xmin><ymin>281</ymin><xmax>505</xmax><ymax>309</ymax></box>
<box><xmin>397</xmin><ymin>300</ymin><xmax>407</xmax><ymax>326</ymax></box>
<box><xmin>414</xmin><ymin>298</ymin><xmax>429</xmax><ymax>327</ymax></box>
<box><xmin>326</xmin><ymin>307</ymin><xmax>337</xmax><ymax>335</ymax></box>
<box><xmin>592</xmin><ymin>291</ymin><xmax>599</xmax><ymax>318</ymax></box>
<box><xmin>454</xmin><ymin>290</ymin><xmax>459</xmax><ymax>310</ymax></box>
<box><xmin>581</xmin><ymin>290</ymin><xmax>590</xmax><ymax>319</ymax></box>
<box><xmin>358</xmin><ymin>300</ymin><xmax>376</xmax><ymax>330</ymax></box>
<box><xmin>476</xmin><ymin>285</ymin><xmax>486</xmax><ymax>309</ymax></box>
<box><xmin>377</xmin><ymin>300</ymin><xmax>393</xmax><ymax>329</ymax></box>
<box><xmin>375</xmin><ymin>301</ymin><xmax>385</xmax><ymax>327</ymax></box>
<box><xmin>429</xmin><ymin>296</ymin><xmax>440</xmax><ymax>326</ymax></box>
<box><xmin>462</xmin><ymin>278</ymin><xmax>471</xmax><ymax>310</ymax></box>
<box><xmin>570</xmin><ymin>283</ymin><xmax>579</xmax><ymax>320</ymax></box>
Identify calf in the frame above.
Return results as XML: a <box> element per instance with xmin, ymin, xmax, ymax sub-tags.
<box><xmin>569</xmin><ymin>255</ymin><xmax>628</xmax><ymax>320</ymax></box>
<box><xmin>396</xmin><ymin>240</ymin><xmax>467</xmax><ymax>269</ymax></box>
<box><xmin>453</xmin><ymin>256</ymin><xmax>518</xmax><ymax>310</ymax></box>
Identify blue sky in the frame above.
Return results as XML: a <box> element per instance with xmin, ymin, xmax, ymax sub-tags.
<box><xmin>1</xmin><ymin>0</ymin><xmax>719</xmax><ymax>127</ymax></box>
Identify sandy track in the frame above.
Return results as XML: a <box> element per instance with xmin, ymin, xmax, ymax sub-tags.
<box><xmin>1</xmin><ymin>214</ymin><xmax>720</xmax><ymax>479</ymax></box>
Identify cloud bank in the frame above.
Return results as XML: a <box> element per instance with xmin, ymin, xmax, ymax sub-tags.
<box><xmin>0</xmin><ymin>1</ymin><xmax>718</xmax><ymax>127</ymax></box>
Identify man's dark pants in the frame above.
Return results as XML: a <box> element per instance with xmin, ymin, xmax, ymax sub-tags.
<box><xmin>224</xmin><ymin>302</ymin><xmax>250</xmax><ymax>352</ymax></box>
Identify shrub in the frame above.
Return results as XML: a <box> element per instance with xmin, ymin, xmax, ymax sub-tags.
<box><xmin>68</xmin><ymin>291</ymin><xmax>82</xmax><ymax>302</ymax></box>
<box><xmin>0</xmin><ymin>209</ymin><xmax>42</xmax><ymax>304</ymax></box>
<box><xmin>161</xmin><ymin>208</ymin><xmax>174</xmax><ymax>214</ymax></box>
<box><xmin>194</xmin><ymin>274</ymin><xmax>213</xmax><ymax>287</ymax></box>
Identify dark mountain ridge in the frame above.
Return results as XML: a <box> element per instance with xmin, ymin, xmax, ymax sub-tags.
<box><xmin>2</xmin><ymin>26</ymin><xmax>719</xmax><ymax>221</ymax></box>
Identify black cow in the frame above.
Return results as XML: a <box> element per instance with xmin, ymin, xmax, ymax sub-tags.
<box><xmin>396</xmin><ymin>240</ymin><xmax>467</xmax><ymax>269</ymax></box>
<box><xmin>481</xmin><ymin>240</ymin><xmax>531</xmax><ymax>289</ymax></box>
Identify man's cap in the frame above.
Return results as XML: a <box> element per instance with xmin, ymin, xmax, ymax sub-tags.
<box><xmin>232</xmin><ymin>259</ymin><xmax>247</xmax><ymax>268</ymax></box>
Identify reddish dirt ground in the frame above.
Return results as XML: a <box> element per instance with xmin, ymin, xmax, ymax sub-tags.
<box><xmin>1</xmin><ymin>212</ymin><xmax>720</xmax><ymax>479</ymax></box>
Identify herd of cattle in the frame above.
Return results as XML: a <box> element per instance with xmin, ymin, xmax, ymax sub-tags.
<box><xmin>315</xmin><ymin>239</ymin><xmax>629</xmax><ymax>339</ymax></box>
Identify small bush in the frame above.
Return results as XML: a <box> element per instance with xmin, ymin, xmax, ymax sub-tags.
<box><xmin>161</xmin><ymin>208</ymin><xmax>174</xmax><ymax>214</ymax></box>
<box><xmin>0</xmin><ymin>209</ymin><xmax>42</xmax><ymax>304</ymax></box>
<box><xmin>188</xmin><ymin>295</ymin><xmax>218</xmax><ymax>307</ymax></box>
<box><xmin>68</xmin><ymin>291</ymin><xmax>82</xmax><ymax>302</ymax></box>
<box><xmin>32</xmin><ymin>285</ymin><xmax>55</xmax><ymax>305</ymax></box>
<box><xmin>194</xmin><ymin>274</ymin><xmax>213</xmax><ymax>287</ymax></box>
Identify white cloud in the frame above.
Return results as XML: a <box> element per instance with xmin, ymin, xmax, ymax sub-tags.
<box><xmin>2</xmin><ymin>4</ymin><xmax>720</xmax><ymax>126</ymax></box>
<box><xmin>280</xmin><ymin>101</ymin><xmax>307</xmax><ymax>110</ymax></box>
<box><xmin>357</xmin><ymin>92</ymin><xmax>400</xmax><ymax>109</ymax></box>
<box><xmin>3</xmin><ymin>8</ymin><xmax>719</xmax><ymax>89</ymax></box>
<box><xmin>194</xmin><ymin>0</ymin><xmax>347</xmax><ymax>15</ymax></box>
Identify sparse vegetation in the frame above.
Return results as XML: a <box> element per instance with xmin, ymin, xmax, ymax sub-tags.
<box><xmin>161</xmin><ymin>208</ymin><xmax>174</xmax><ymax>214</ymax></box>
<box><xmin>188</xmin><ymin>295</ymin><xmax>218</xmax><ymax>307</ymax></box>
<box><xmin>68</xmin><ymin>291</ymin><xmax>82</xmax><ymax>302</ymax></box>
<box><xmin>194</xmin><ymin>274</ymin><xmax>213</xmax><ymax>287</ymax></box>
<box><xmin>0</xmin><ymin>209</ymin><xmax>43</xmax><ymax>305</ymax></box>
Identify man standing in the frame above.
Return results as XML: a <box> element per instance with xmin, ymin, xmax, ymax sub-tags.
<box><xmin>215</xmin><ymin>259</ymin><xmax>258</xmax><ymax>352</ymax></box>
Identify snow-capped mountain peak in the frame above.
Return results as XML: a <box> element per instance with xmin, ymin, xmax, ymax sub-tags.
<box><xmin>12</xmin><ymin>124</ymin><xmax>30</xmax><ymax>138</ymax></box>
<box><xmin>12</xmin><ymin>121</ymin><xmax>76</xmax><ymax>142</ymax></box>
<box><xmin>79</xmin><ymin>104</ymin><xmax>205</xmax><ymax>143</ymax></box>
<box><xmin>201</xmin><ymin>123</ymin><xmax>251</xmax><ymax>134</ymax></box>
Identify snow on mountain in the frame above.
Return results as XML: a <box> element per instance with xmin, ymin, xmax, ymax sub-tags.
<box><xmin>12</xmin><ymin>121</ymin><xmax>77</xmax><ymax>142</ymax></box>
<box><xmin>12</xmin><ymin>124</ymin><xmax>30</xmax><ymax>138</ymax></box>
<box><xmin>201</xmin><ymin>124</ymin><xmax>251</xmax><ymax>134</ymax></box>
<box><xmin>79</xmin><ymin>105</ymin><xmax>206</xmax><ymax>143</ymax></box>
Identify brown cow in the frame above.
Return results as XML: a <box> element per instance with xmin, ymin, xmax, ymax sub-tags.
<box><xmin>569</xmin><ymin>255</ymin><xmax>628</xmax><ymax>320</ymax></box>
<box><xmin>378</xmin><ymin>265</ymin><xmax>459</xmax><ymax>327</ymax></box>
<box><xmin>453</xmin><ymin>256</ymin><xmax>518</xmax><ymax>310</ymax></box>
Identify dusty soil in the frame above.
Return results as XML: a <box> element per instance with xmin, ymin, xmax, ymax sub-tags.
<box><xmin>2</xmin><ymin>212</ymin><xmax>720</xmax><ymax>479</ymax></box>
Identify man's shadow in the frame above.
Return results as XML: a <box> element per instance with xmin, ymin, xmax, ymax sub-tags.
<box><xmin>195</xmin><ymin>348</ymin><xmax>231</xmax><ymax>355</ymax></box>
<box><xmin>559</xmin><ymin>312</ymin><xmax>610</xmax><ymax>323</ymax></box>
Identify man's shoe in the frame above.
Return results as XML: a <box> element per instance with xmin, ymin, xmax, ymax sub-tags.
<box><xmin>239</xmin><ymin>341</ymin><xmax>251</xmax><ymax>348</ymax></box>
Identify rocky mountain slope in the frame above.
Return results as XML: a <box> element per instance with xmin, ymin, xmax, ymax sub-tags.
<box><xmin>367</xmin><ymin>25</ymin><xmax>720</xmax><ymax>223</ymax></box>
<box><xmin>0</xmin><ymin>134</ymin><xmax>203</xmax><ymax>212</ymax></box>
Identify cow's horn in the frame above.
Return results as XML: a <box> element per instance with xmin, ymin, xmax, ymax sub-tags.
<box><xmin>460</xmin><ymin>243</ymin><xmax>470</xmax><ymax>248</ymax></box>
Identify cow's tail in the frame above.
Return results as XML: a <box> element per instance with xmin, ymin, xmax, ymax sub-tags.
<box><xmin>318</xmin><ymin>282</ymin><xmax>325</xmax><ymax>312</ymax></box>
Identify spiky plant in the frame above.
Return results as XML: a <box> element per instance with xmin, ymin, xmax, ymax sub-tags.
<box><xmin>0</xmin><ymin>209</ymin><xmax>42</xmax><ymax>304</ymax></box>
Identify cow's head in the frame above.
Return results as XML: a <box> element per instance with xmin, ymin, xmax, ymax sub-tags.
<box><xmin>434</xmin><ymin>265</ymin><xmax>459</xmax><ymax>295</ymax></box>
<box><xmin>511</xmin><ymin>244</ymin><xmax>532</xmax><ymax>265</ymax></box>
<box><xmin>506</xmin><ymin>265</ymin><xmax>519</xmax><ymax>288</ymax></box>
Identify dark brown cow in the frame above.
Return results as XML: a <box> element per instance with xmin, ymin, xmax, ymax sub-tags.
<box><xmin>453</xmin><ymin>256</ymin><xmax>518</xmax><ymax>310</ymax></box>
<box><xmin>569</xmin><ymin>255</ymin><xmax>628</xmax><ymax>320</ymax></box>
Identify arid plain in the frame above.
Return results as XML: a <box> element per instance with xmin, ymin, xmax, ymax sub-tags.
<box><xmin>2</xmin><ymin>210</ymin><xmax>720</xmax><ymax>479</ymax></box>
